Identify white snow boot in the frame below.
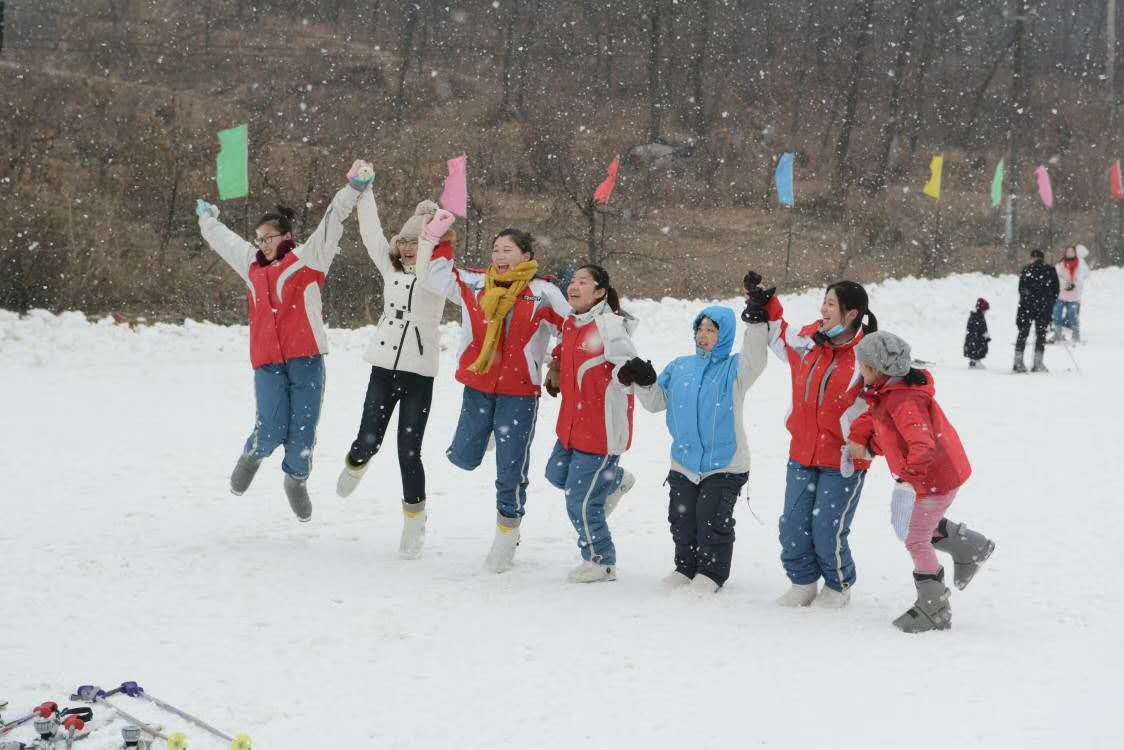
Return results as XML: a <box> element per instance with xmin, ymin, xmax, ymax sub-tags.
<box><xmin>604</xmin><ymin>469</ymin><xmax>636</xmax><ymax>517</ymax></box>
<box><xmin>813</xmin><ymin>586</ymin><xmax>851</xmax><ymax>609</ymax></box>
<box><xmin>399</xmin><ymin>501</ymin><xmax>427</xmax><ymax>560</ymax></box>
<box><xmin>776</xmin><ymin>582</ymin><xmax>818</xmax><ymax>607</ymax></box>
<box><xmin>689</xmin><ymin>572</ymin><xmax>721</xmax><ymax>594</ymax></box>
<box><xmin>932</xmin><ymin>520</ymin><xmax>995</xmax><ymax>590</ymax></box>
<box><xmin>567</xmin><ymin>560</ymin><xmax>616</xmax><ymax>583</ymax></box>
<box><xmin>1012</xmin><ymin>348</ymin><xmax>1027</xmax><ymax>373</ymax></box>
<box><xmin>483</xmin><ymin>516</ymin><xmax>520</xmax><ymax>573</ymax></box>
<box><xmin>230</xmin><ymin>453</ymin><xmax>262</xmax><ymax>496</ymax></box>
<box><xmin>283</xmin><ymin>475</ymin><xmax>312</xmax><ymax>522</ymax></box>
<box><xmin>661</xmin><ymin>571</ymin><xmax>693</xmax><ymax>590</ymax></box>
<box><xmin>893</xmin><ymin>568</ymin><xmax>952</xmax><ymax>633</ymax></box>
<box><xmin>1031</xmin><ymin>349</ymin><xmax>1048</xmax><ymax>373</ymax></box>
<box><xmin>336</xmin><ymin>458</ymin><xmax>369</xmax><ymax>498</ymax></box>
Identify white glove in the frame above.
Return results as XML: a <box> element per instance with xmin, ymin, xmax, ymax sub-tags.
<box><xmin>195</xmin><ymin>199</ymin><xmax>219</xmax><ymax>219</ymax></box>
<box><xmin>890</xmin><ymin>481</ymin><xmax>916</xmax><ymax>542</ymax></box>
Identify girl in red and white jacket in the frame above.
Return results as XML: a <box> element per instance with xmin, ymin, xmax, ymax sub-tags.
<box><xmin>196</xmin><ymin>160</ymin><xmax>370</xmax><ymax>522</ymax></box>
<box><xmin>766</xmin><ymin>279</ymin><xmax>877</xmax><ymax>608</ymax></box>
<box><xmin>545</xmin><ymin>265</ymin><xmax>645</xmax><ymax>583</ymax></box>
<box><xmin>848</xmin><ymin>331</ymin><xmax>996</xmax><ymax>633</ymax></box>
<box><xmin>420</xmin><ymin>228</ymin><xmax>572</xmax><ymax>572</ymax></box>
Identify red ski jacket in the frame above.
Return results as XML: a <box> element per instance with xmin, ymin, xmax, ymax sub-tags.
<box><xmin>769</xmin><ymin>317</ymin><xmax>871</xmax><ymax>471</ymax></box>
<box><xmin>849</xmin><ymin>373</ymin><xmax>972</xmax><ymax>497</ymax></box>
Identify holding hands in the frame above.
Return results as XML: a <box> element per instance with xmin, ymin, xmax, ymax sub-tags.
<box><xmin>741</xmin><ymin>270</ymin><xmax>779</xmax><ymax>324</ymax></box>
<box><xmin>617</xmin><ymin>357</ymin><xmax>658</xmax><ymax>387</ymax></box>
<box><xmin>347</xmin><ymin>159</ymin><xmax>376</xmax><ymax>192</ymax></box>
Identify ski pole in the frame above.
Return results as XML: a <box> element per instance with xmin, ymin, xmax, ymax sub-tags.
<box><xmin>0</xmin><ymin>702</ymin><xmax>57</xmax><ymax>736</ymax></box>
<box><xmin>119</xmin><ymin>683</ymin><xmax>251</xmax><ymax>749</ymax></box>
<box><xmin>71</xmin><ymin>687</ymin><xmax>168</xmax><ymax>742</ymax></box>
<box><xmin>1060</xmin><ymin>340</ymin><xmax>1082</xmax><ymax>375</ymax></box>
<box><xmin>62</xmin><ymin>714</ymin><xmax>86</xmax><ymax>749</ymax></box>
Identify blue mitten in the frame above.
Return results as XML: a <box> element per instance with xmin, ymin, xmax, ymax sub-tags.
<box><xmin>196</xmin><ymin>199</ymin><xmax>219</xmax><ymax>219</ymax></box>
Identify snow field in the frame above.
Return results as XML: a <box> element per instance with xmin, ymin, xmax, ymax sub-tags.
<box><xmin>1</xmin><ymin>269</ymin><xmax>1120</xmax><ymax>748</ymax></box>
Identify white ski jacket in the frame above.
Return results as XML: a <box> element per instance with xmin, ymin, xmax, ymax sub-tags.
<box><xmin>356</xmin><ymin>191</ymin><xmax>451</xmax><ymax>378</ymax></box>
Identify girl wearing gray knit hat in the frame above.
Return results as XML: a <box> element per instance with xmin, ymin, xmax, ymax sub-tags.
<box><xmin>337</xmin><ymin>188</ymin><xmax>458</xmax><ymax>560</ymax></box>
<box><xmin>848</xmin><ymin>331</ymin><xmax>996</xmax><ymax>633</ymax></box>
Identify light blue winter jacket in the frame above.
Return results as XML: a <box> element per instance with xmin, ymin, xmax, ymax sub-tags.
<box><xmin>637</xmin><ymin>305</ymin><xmax>770</xmax><ymax>483</ymax></box>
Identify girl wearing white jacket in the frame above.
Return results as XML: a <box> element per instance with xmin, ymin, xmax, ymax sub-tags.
<box><xmin>1051</xmin><ymin>244</ymin><xmax>1091</xmax><ymax>343</ymax></box>
<box><xmin>337</xmin><ymin>189</ymin><xmax>456</xmax><ymax>559</ymax></box>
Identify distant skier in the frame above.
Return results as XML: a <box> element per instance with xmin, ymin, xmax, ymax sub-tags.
<box><xmin>1014</xmin><ymin>249</ymin><xmax>1059</xmax><ymax>373</ymax></box>
<box><xmin>1050</xmin><ymin>244</ymin><xmax>1090</xmax><ymax>344</ymax></box>
<box><xmin>848</xmin><ymin>331</ymin><xmax>996</xmax><ymax>633</ymax></box>
<box><xmin>963</xmin><ymin>298</ymin><xmax>990</xmax><ymax>368</ymax></box>
<box><xmin>195</xmin><ymin>161</ymin><xmax>369</xmax><ymax>521</ymax></box>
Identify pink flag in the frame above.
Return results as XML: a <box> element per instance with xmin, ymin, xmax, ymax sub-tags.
<box><xmin>1035</xmin><ymin>165</ymin><xmax>1054</xmax><ymax>209</ymax></box>
<box><xmin>440</xmin><ymin>155</ymin><xmax>468</xmax><ymax>218</ymax></box>
<box><xmin>593</xmin><ymin>156</ymin><xmax>620</xmax><ymax>205</ymax></box>
<box><xmin>1110</xmin><ymin>160</ymin><xmax>1123</xmax><ymax>203</ymax></box>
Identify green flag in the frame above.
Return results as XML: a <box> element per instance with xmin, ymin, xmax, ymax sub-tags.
<box><xmin>215</xmin><ymin>124</ymin><xmax>249</xmax><ymax>200</ymax></box>
<box><xmin>990</xmin><ymin>158</ymin><xmax>1004</xmax><ymax>208</ymax></box>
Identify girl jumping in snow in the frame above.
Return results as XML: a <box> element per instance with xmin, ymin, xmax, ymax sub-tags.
<box><xmin>766</xmin><ymin>279</ymin><xmax>876</xmax><ymax>608</ymax></box>
<box><xmin>847</xmin><ymin>331</ymin><xmax>996</xmax><ymax>633</ymax></box>
<box><xmin>336</xmin><ymin>189</ymin><xmax>457</xmax><ymax>560</ymax></box>
<box><xmin>419</xmin><ymin>228</ymin><xmax>571</xmax><ymax>572</ymax></box>
<box><xmin>546</xmin><ymin>265</ymin><xmax>643</xmax><ymax>583</ymax></box>
<box><xmin>195</xmin><ymin>160</ymin><xmax>371</xmax><ymax>521</ymax></box>
<box><xmin>633</xmin><ymin>272</ymin><xmax>775</xmax><ymax>593</ymax></box>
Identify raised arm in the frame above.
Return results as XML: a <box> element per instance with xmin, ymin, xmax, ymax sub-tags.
<box><xmin>356</xmin><ymin>190</ymin><xmax>393</xmax><ymax>275</ymax></box>
<box><xmin>737</xmin><ymin>274</ymin><xmax>780</xmax><ymax>391</ymax></box>
<box><xmin>196</xmin><ymin>200</ymin><xmax>255</xmax><ymax>284</ymax></box>
<box><xmin>298</xmin><ymin>184</ymin><xmax>362</xmax><ymax>273</ymax></box>
<box><xmin>414</xmin><ymin>209</ymin><xmax>457</xmax><ymax>285</ymax></box>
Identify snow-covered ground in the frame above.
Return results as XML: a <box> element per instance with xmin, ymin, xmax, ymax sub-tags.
<box><xmin>2</xmin><ymin>270</ymin><xmax>1119</xmax><ymax>749</ymax></box>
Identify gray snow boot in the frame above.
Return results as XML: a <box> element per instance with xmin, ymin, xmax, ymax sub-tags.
<box><xmin>893</xmin><ymin>568</ymin><xmax>952</xmax><ymax>633</ymax></box>
<box><xmin>1012</xmin><ymin>347</ymin><xmax>1027</xmax><ymax>373</ymax></box>
<box><xmin>283</xmin><ymin>475</ymin><xmax>312</xmax><ymax>522</ymax></box>
<box><xmin>932</xmin><ymin>519</ymin><xmax>995</xmax><ymax>590</ymax></box>
<box><xmin>230</xmin><ymin>453</ymin><xmax>262</xmax><ymax>496</ymax></box>
<box><xmin>1031</xmin><ymin>349</ymin><xmax>1048</xmax><ymax>373</ymax></box>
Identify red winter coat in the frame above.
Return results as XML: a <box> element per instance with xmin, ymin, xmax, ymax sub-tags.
<box><xmin>555</xmin><ymin>302</ymin><xmax>639</xmax><ymax>456</ymax></box>
<box><xmin>423</xmin><ymin>267</ymin><xmax>572</xmax><ymax>397</ymax></box>
<box><xmin>769</xmin><ymin>318</ymin><xmax>871</xmax><ymax>471</ymax></box>
<box><xmin>848</xmin><ymin>373</ymin><xmax>972</xmax><ymax>497</ymax></box>
<box><xmin>199</xmin><ymin>185</ymin><xmax>360</xmax><ymax>369</ymax></box>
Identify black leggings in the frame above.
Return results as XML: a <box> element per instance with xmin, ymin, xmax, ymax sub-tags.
<box><xmin>347</xmin><ymin>367</ymin><xmax>434</xmax><ymax>503</ymax></box>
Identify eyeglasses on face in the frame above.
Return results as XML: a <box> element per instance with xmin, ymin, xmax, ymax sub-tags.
<box><xmin>253</xmin><ymin>233</ymin><xmax>286</xmax><ymax>248</ymax></box>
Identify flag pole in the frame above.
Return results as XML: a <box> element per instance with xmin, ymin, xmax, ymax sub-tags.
<box><xmin>784</xmin><ymin>210</ymin><xmax>794</xmax><ymax>282</ymax></box>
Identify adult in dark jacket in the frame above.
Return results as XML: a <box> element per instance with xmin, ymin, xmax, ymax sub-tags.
<box><xmin>963</xmin><ymin>298</ymin><xmax>990</xmax><ymax>368</ymax></box>
<box><xmin>1014</xmin><ymin>250</ymin><xmax>1059</xmax><ymax>373</ymax></box>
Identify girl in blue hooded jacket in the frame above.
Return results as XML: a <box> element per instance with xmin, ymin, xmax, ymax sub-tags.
<box><xmin>635</xmin><ymin>274</ymin><xmax>776</xmax><ymax>592</ymax></box>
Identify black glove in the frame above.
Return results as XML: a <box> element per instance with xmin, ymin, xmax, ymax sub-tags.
<box><xmin>742</xmin><ymin>271</ymin><xmax>776</xmax><ymax>324</ymax></box>
<box><xmin>1066</xmin><ymin>283</ymin><xmax>1076</xmax><ymax>291</ymax></box>
<box><xmin>617</xmin><ymin>357</ymin><xmax>657</xmax><ymax>387</ymax></box>
<box><xmin>544</xmin><ymin>358</ymin><xmax>561</xmax><ymax>398</ymax></box>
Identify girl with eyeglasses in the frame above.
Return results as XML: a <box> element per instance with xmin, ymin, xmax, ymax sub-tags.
<box><xmin>195</xmin><ymin>160</ymin><xmax>372</xmax><ymax>521</ymax></box>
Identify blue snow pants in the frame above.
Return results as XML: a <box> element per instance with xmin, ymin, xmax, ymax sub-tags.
<box><xmin>446</xmin><ymin>387</ymin><xmax>539</xmax><ymax>520</ymax></box>
<box><xmin>778</xmin><ymin>460</ymin><xmax>866</xmax><ymax>592</ymax></box>
<box><xmin>545</xmin><ymin>441</ymin><xmax>622</xmax><ymax>566</ymax></box>
<box><xmin>244</xmin><ymin>355</ymin><xmax>326</xmax><ymax>480</ymax></box>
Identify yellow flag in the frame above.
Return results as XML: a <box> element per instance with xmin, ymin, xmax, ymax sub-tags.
<box><xmin>923</xmin><ymin>155</ymin><xmax>943</xmax><ymax>200</ymax></box>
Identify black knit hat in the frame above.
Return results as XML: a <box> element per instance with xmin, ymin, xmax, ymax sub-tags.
<box><xmin>1030</xmin><ymin>249</ymin><xmax>1045</xmax><ymax>260</ymax></box>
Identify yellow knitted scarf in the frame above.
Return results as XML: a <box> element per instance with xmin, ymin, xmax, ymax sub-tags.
<box><xmin>468</xmin><ymin>260</ymin><xmax>539</xmax><ymax>374</ymax></box>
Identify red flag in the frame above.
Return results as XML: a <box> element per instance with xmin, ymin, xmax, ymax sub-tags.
<box><xmin>1111</xmin><ymin>160</ymin><xmax>1124</xmax><ymax>203</ymax></box>
<box><xmin>593</xmin><ymin>156</ymin><xmax>620</xmax><ymax>205</ymax></box>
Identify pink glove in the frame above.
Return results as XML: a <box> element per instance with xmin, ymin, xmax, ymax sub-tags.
<box><xmin>347</xmin><ymin>160</ymin><xmax>375</xmax><ymax>191</ymax></box>
<box><xmin>422</xmin><ymin>208</ymin><xmax>456</xmax><ymax>242</ymax></box>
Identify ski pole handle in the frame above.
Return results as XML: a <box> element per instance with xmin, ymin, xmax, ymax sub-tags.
<box><xmin>119</xmin><ymin>682</ymin><xmax>144</xmax><ymax>698</ymax></box>
<box><xmin>59</xmin><ymin>708</ymin><xmax>93</xmax><ymax>722</ymax></box>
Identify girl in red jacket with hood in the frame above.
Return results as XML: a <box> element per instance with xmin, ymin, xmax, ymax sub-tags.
<box><xmin>848</xmin><ymin>331</ymin><xmax>996</xmax><ymax>633</ymax></box>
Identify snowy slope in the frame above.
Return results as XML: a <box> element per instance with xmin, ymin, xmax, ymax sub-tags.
<box><xmin>1</xmin><ymin>270</ymin><xmax>1120</xmax><ymax>749</ymax></box>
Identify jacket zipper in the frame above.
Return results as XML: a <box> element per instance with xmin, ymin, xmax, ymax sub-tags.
<box><xmin>415</xmin><ymin>328</ymin><xmax>423</xmax><ymax>355</ymax></box>
<box><xmin>391</xmin><ymin>277</ymin><xmax>419</xmax><ymax>371</ymax></box>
